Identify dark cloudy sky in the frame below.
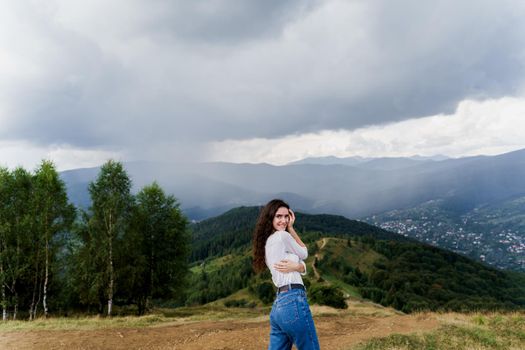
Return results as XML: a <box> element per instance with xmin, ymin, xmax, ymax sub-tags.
<box><xmin>1</xmin><ymin>0</ymin><xmax>525</xmax><ymax>169</ymax></box>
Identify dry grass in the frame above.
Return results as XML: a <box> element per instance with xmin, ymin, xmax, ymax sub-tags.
<box><xmin>0</xmin><ymin>295</ymin><xmax>400</xmax><ymax>333</ymax></box>
<box><xmin>0</xmin><ymin>314</ymin><xmax>180</xmax><ymax>332</ymax></box>
<box><xmin>353</xmin><ymin>311</ymin><xmax>525</xmax><ymax>350</ymax></box>
<box><xmin>0</xmin><ymin>305</ymin><xmax>269</xmax><ymax>332</ymax></box>
<box><xmin>2</xmin><ymin>302</ymin><xmax>523</xmax><ymax>350</ymax></box>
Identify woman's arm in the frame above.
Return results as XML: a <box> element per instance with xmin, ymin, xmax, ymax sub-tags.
<box><xmin>287</xmin><ymin>209</ymin><xmax>306</xmax><ymax>248</ymax></box>
<box><xmin>278</xmin><ymin>209</ymin><xmax>308</xmax><ymax>260</ymax></box>
<box><xmin>273</xmin><ymin>259</ymin><xmax>306</xmax><ymax>274</ymax></box>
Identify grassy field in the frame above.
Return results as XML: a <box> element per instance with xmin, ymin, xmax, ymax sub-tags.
<box><xmin>0</xmin><ymin>304</ymin><xmax>267</xmax><ymax>332</ymax></box>
<box><xmin>354</xmin><ymin>312</ymin><xmax>525</xmax><ymax>350</ymax></box>
<box><xmin>320</xmin><ymin>272</ymin><xmax>362</xmax><ymax>298</ymax></box>
<box><xmin>0</xmin><ymin>295</ymin><xmax>393</xmax><ymax>332</ymax></box>
<box><xmin>189</xmin><ymin>253</ymin><xmax>238</xmax><ymax>273</ymax></box>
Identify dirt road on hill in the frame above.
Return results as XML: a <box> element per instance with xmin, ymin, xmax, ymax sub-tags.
<box><xmin>312</xmin><ymin>238</ymin><xmax>327</xmax><ymax>280</ymax></box>
<box><xmin>0</xmin><ymin>313</ymin><xmax>439</xmax><ymax>350</ymax></box>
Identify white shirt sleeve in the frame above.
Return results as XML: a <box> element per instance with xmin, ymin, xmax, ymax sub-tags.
<box><xmin>278</xmin><ymin>231</ymin><xmax>308</xmax><ymax>260</ymax></box>
<box><xmin>299</xmin><ymin>260</ymin><xmax>307</xmax><ymax>276</ymax></box>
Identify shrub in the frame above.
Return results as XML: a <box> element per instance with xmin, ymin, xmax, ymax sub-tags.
<box><xmin>224</xmin><ymin>299</ymin><xmax>256</xmax><ymax>308</ymax></box>
<box><xmin>255</xmin><ymin>282</ymin><xmax>275</xmax><ymax>304</ymax></box>
<box><xmin>309</xmin><ymin>285</ymin><xmax>347</xmax><ymax>309</ymax></box>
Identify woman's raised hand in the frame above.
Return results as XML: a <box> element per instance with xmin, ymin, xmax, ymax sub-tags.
<box><xmin>287</xmin><ymin>209</ymin><xmax>296</xmax><ymax>231</ymax></box>
<box><xmin>286</xmin><ymin>208</ymin><xmax>306</xmax><ymax>247</ymax></box>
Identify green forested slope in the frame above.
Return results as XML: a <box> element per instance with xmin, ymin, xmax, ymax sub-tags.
<box><xmin>316</xmin><ymin>238</ymin><xmax>525</xmax><ymax>313</ymax></box>
<box><xmin>187</xmin><ymin>207</ymin><xmax>525</xmax><ymax>313</ymax></box>
<box><xmin>190</xmin><ymin>206</ymin><xmax>411</xmax><ymax>262</ymax></box>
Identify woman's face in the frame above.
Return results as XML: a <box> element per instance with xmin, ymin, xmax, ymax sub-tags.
<box><xmin>272</xmin><ymin>206</ymin><xmax>290</xmax><ymax>232</ymax></box>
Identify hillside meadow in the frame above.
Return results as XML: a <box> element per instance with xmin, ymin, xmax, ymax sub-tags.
<box><xmin>0</xmin><ymin>299</ymin><xmax>523</xmax><ymax>349</ymax></box>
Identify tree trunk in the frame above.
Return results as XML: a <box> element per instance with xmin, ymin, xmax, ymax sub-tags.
<box><xmin>9</xmin><ymin>279</ymin><xmax>18</xmax><ymax>321</ymax></box>
<box><xmin>13</xmin><ymin>295</ymin><xmax>17</xmax><ymax>320</ymax></box>
<box><xmin>14</xmin><ymin>231</ymin><xmax>20</xmax><ymax>320</ymax></box>
<box><xmin>43</xmin><ymin>234</ymin><xmax>49</xmax><ymax>318</ymax></box>
<box><xmin>29</xmin><ymin>251</ymin><xmax>40</xmax><ymax>321</ymax></box>
<box><xmin>107</xmin><ymin>232</ymin><xmax>113</xmax><ymax>317</ymax></box>
<box><xmin>2</xmin><ymin>288</ymin><xmax>6</xmax><ymax>321</ymax></box>
<box><xmin>1</xmin><ymin>263</ymin><xmax>6</xmax><ymax>321</ymax></box>
<box><xmin>33</xmin><ymin>272</ymin><xmax>43</xmax><ymax>320</ymax></box>
<box><xmin>137</xmin><ymin>297</ymin><xmax>145</xmax><ymax>316</ymax></box>
<box><xmin>149</xmin><ymin>230</ymin><xmax>154</xmax><ymax>314</ymax></box>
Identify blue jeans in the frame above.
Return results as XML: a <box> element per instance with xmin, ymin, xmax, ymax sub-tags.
<box><xmin>268</xmin><ymin>288</ymin><xmax>320</xmax><ymax>350</ymax></box>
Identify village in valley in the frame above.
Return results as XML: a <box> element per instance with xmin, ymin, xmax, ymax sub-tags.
<box><xmin>366</xmin><ymin>204</ymin><xmax>525</xmax><ymax>272</ymax></box>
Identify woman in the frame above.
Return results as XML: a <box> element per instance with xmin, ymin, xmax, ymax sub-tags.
<box><xmin>253</xmin><ymin>199</ymin><xmax>320</xmax><ymax>350</ymax></box>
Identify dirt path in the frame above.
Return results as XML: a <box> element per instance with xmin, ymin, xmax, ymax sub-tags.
<box><xmin>312</xmin><ymin>238</ymin><xmax>327</xmax><ymax>281</ymax></box>
<box><xmin>0</xmin><ymin>313</ymin><xmax>439</xmax><ymax>350</ymax></box>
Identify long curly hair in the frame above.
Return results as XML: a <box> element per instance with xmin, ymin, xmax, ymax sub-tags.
<box><xmin>252</xmin><ymin>199</ymin><xmax>290</xmax><ymax>273</ymax></box>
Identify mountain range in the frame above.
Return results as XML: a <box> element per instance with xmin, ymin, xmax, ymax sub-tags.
<box><xmin>61</xmin><ymin>149</ymin><xmax>525</xmax><ymax>218</ymax></box>
<box><xmin>60</xmin><ymin>148</ymin><xmax>525</xmax><ymax>271</ymax></box>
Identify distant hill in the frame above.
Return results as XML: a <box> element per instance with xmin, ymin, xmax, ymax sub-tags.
<box><xmin>315</xmin><ymin>237</ymin><xmax>525</xmax><ymax>312</ymax></box>
<box><xmin>186</xmin><ymin>207</ymin><xmax>525</xmax><ymax>313</ymax></box>
<box><xmin>289</xmin><ymin>156</ymin><xmax>369</xmax><ymax>166</ymax></box>
<box><xmin>60</xmin><ymin>149</ymin><xmax>525</xmax><ymax>220</ymax></box>
<box><xmin>288</xmin><ymin>155</ymin><xmax>449</xmax><ymax>167</ymax></box>
<box><xmin>189</xmin><ymin>206</ymin><xmax>412</xmax><ymax>262</ymax></box>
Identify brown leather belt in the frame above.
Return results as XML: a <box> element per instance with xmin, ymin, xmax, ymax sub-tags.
<box><xmin>277</xmin><ymin>283</ymin><xmax>305</xmax><ymax>293</ymax></box>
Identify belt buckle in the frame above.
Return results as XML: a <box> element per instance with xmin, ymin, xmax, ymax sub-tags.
<box><xmin>279</xmin><ymin>284</ymin><xmax>291</xmax><ymax>294</ymax></box>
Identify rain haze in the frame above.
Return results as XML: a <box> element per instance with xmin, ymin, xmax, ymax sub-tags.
<box><xmin>1</xmin><ymin>0</ymin><xmax>525</xmax><ymax>170</ymax></box>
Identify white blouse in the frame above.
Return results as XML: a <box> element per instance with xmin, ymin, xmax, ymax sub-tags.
<box><xmin>265</xmin><ymin>230</ymin><xmax>308</xmax><ymax>288</ymax></box>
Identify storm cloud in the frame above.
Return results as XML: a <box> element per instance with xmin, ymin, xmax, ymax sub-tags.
<box><xmin>1</xmin><ymin>0</ymin><xmax>524</xmax><ymax>164</ymax></box>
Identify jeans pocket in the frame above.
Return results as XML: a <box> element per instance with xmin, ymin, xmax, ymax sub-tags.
<box><xmin>276</xmin><ymin>298</ymin><xmax>299</xmax><ymax>324</ymax></box>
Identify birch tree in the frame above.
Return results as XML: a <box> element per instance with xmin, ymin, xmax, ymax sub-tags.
<box><xmin>32</xmin><ymin>161</ymin><xmax>75</xmax><ymax>318</ymax></box>
<box><xmin>0</xmin><ymin>168</ymin><xmax>31</xmax><ymax>320</ymax></box>
<box><xmin>86</xmin><ymin>160</ymin><xmax>133</xmax><ymax>316</ymax></box>
<box><xmin>0</xmin><ymin>167</ymin><xmax>35</xmax><ymax>320</ymax></box>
